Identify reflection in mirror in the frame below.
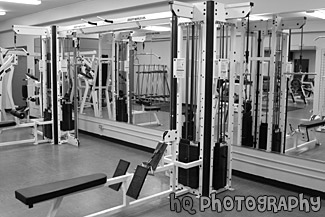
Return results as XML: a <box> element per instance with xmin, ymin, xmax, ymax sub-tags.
<box><xmin>70</xmin><ymin>26</ymin><xmax>171</xmax><ymax>131</ymax></box>
<box><xmin>235</xmin><ymin>10</ymin><xmax>325</xmax><ymax>163</ymax></box>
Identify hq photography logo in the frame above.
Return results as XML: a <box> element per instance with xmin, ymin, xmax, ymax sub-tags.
<box><xmin>169</xmin><ymin>193</ymin><xmax>322</xmax><ymax>215</ymax></box>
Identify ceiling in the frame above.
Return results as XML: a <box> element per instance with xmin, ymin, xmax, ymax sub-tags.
<box><xmin>0</xmin><ymin>0</ymin><xmax>87</xmax><ymax>22</ymax></box>
<box><xmin>0</xmin><ymin>1</ymin><xmax>325</xmax><ymax>24</ymax></box>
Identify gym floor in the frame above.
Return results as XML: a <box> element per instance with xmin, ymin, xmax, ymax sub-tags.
<box><xmin>0</xmin><ymin>132</ymin><xmax>324</xmax><ymax>217</ymax></box>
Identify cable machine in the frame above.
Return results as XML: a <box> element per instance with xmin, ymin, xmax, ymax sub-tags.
<box><xmin>237</xmin><ymin>16</ymin><xmax>306</xmax><ymax>153</ymax></box>
<box><xmin>12</xmin><ymin>25</ymin><xmax>80</xmax><ymax>147</ymax></box>
<box><xmin>172</xmin><ymin>1</ymin><xmax>252</xmax><ymax>196</ymax></box>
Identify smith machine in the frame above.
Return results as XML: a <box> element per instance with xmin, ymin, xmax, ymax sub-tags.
<box><xmin>14</xmin><ymin>1</ymin><xmax>253</xmax><ymax>217</ymax></box>
<box><xmin>12</xmin><ymin>25</ymin><xmax>80</xmax><ymax>146</ymax></box>
<box><xmin>237</xmin><ymin>16</ymin><xmax>306</xmax><ymax>153</ymax></box>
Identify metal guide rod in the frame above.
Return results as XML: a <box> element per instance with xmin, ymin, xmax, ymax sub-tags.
<box><xmin>190</xmin><ymin>24</ymin><xmax>195</xmax><ymax>116</ymax></box>
<box><xmin>73</xmin><ymin>32</ymin><xmax>79</xmax><ymax>140</ymax></box>
<box><xmin>129</xmin><ymin>48</ymin><xmax>134</xmax><ymax>124</ymax></box>
<box><xmin>51</xmin><ymin>25</ymin><xmax>59</xmax><ymax>145</ymax></box>
<box><xmin>185</xmin><ymin>25</ymin><xmax>190</xmax><ymax>139</ymax></box>
<box><xmin>253</xmin><ymin>31</ymin><xmax>262</xmax><ymax>147</ymax></box>
<box><xmin>98</xmin><ymin>35</ymin><xmax>103</xmax><ymax>117</ymax></box>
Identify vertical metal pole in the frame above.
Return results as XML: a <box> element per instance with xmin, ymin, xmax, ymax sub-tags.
<box><xmin>129</xmin><ymin>46</ymin><xmax>134</xmax><ymax>124</ymax></box>
<box><xmin>170</xmin><ymin>14</ymin><xmax>178</xmax><ymax>130</ymax></box>
<box><xmin>41</xmin><ymin>36</ymin><xmax>47</xmax><ymax>116</ymax></box>
<box><xmin>202</xmin><ymin>0</ymin><xmax>214</xmax><ymax>197</ymax></box>
<box><xmin>51</xmin><ymin>25</ymin><xmax>59</xmax><ymax>145</ymax></box>
<box><xmin>190</xmin><ymin>25</ymin><xmax>196</xmax><ymax>115</ymax></box>
<box><xmin>99</xmin><ymin>35</ymin><xmax>103</xmax><ymax>117</ymax></box>
<box><xmin>111</xmin><ymin>36</ymin><xmax>116</xmax><ymax>121</ymax></box>
<box><xmin>185</xmin><ymin>25</ymin><xmax>190</xmax><ymax>139</ymax></box>
<box><xmin>267</xmin><ymin>21</ymin><xmax>278</xmax><ymax>152</ymax></box>
<box><xmin>253</xmin><ymin>31</ymin><xmax>262</xmax><ymax>147</ymax></box>
<box><xmin>73</xmin><ymin>32</ymin><xmax>79</xmax><ymax>140</ymax></box>
<box><xmin>227</xmin><ymin>25</ymin><xmax>237</xmax><ymax>188</ymax></box>
<box><xmin>280</xmin><ymin>34</ymin><xmax>288</xmax><ymax>153</ymax></box>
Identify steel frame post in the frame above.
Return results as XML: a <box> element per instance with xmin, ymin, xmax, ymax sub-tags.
<box><xmin>111</xmin><ymin>36</ymin><xmax>117</xmax><ymax>121</ymax></box>
<box><xmin>72</xmin><ymin>32</ymin><xmax>79</xmax><ymax>141</ymax></box>
<box><xmin>202</xmin><ymin>0</ymin><xmax>214</xmax><ymax>197</ymax></box>
<box><xmin>280</xmin><ymin>34</ymin><xmax>289</xmax><ymax>153</ymax></box>
<box><xmin>266</xmin><ymin>20</ymin><xmax>277</xmax><ymax>152</ymax></box>
<box><xmin>51</xmin><ymin>25</ymin><xmax>60</xmax><ymax>145</ymax></box>
<box><xmin>226</xmin><ymin>24</ymin><xmax>237</xmax><ymax>188</ymax></box>
<box><xmin>170</xmin><ymin>14</ymin><xmax>178</xmax><ymax>130</ymax></box>
<box><xmin>98</xmin><ymin>34</ymin><xmax>103</xmax><ymax>117</ymax></box>
<box><xmin>237</xmin><ymin>29</ymin><xmax>246</xmax><ymax>147</ymax></box>
<box><xmin>129</xmin><ymin>46</ymin><xmax>134</xmax><ymax>124</ymax></box>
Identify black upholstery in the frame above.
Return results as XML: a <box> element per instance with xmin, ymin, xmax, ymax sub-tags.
<box><xmin>109</xmin><ymin>159</ymin><xmax>130</xmax><ymax>191</ymax></box>
<box><xmin>126</xmin><ymin>166</ymin><xmax>149</xmax><ymax>200</ymax></box>
<box><xmin>15</xmin><ymin>173</ymin><xmax>107</xmax><ymax>208</ymax></box>
<box><xmin>144</xmin><ymin>106</ymin><xmax>161</xmax><ymax>112</ymax></box>
<box><xmin>0</xmin><ymin>121</ymin><xmax>16</xmax><ymax>128</ymax></box>
<box><xmin>299</xmin><ymin>120</ymin><xmax>325</xmax><ymax>128</ymax></box>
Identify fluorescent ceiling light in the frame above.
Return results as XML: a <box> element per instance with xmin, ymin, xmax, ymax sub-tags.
<box><xmin>0</xmin><ymin>0</ymin><xmax>41</xmax><ymax>5</ymax></box>
<box><xmin>143</xmin><ymin>26</ymin><xmax>171</xmax><ymax>32</ymax></box>
<box><xmin>306</xmin><ymin>10</ymin><xmax>325</xmax><ymax>19</ymax></box>
<box><xmin>249</xmin><ymin>15</ymin><xmax>268</xmax><ymax>21</ymax></box>
<box><xmin>0</xmin><ymin>11</ymin><xmax>6</xmax><ymax>15</ymax></box>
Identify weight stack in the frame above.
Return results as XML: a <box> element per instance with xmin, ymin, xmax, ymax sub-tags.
<box><xmin>182</xmin><ymin>121</ymin><xmax>195</xmax><ymax>141</ymax></box>
<box><xmin>272</xmin><ymin>130</ymin><xmax>282</xmax><ymax>153</ymax></box>
<box><xmin>178</xmin><ymin>139</ymin><xmax>199</xmax><ymax>189</ymax></box>
<box><xmin>258</xmin><ymin>123</ymin><xmax>268</xmax><ymax>150</ymax></box>
<box><xmin>116</xmin><ymin>97</ymin><xmax>128</xmax><ymax>122</ymax></box>
<box><xmin>213</xmin><ymin>144</ymin><xmax>228</xmax><ymax>190</ymax></box>
<box><xmin>43</xmin><ymin>109</ymin><xmax>52</xmax><ymax>139</ymax></box>
<box><xmin>60</xmin><ymin>102</ymin><xmax>74</xmax><ymax>131</ymax></box>
<box><xmin>242</xmin><ymin>111</ymin><xmax>253</xmax><ymax>147</ymax></box>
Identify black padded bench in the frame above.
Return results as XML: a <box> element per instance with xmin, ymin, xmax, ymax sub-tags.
<box><xmin>299</xmin><ymin>120</ymin><xmax>325</xmax><ymax>129</ymax></box>
<box><xmin>0</xmin><ymin>121</ymin><xmax>16</xmax><ymax>128</ymax></box>
<box><xmin>297</xmin><ymin>120</ymin><xmax>325</xmax><ymax>144</ymax></box>
<box><xmin>15</xmin><ymin>173</ymin><xmax>107</xmax><ymax>208</ymax></box>
<box><xmin>144</xmin><ymin>106</ymin><xmax>161</xmax><ymax>112</ymax></box>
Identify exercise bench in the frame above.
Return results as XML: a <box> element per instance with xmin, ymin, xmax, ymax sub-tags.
<box><xmin>0</xmin><ymin>120</ymin><xmax>16</xmax><ymax>128</ymax></box>
<box><xmin>15</xmin><ymin>173</ymin><xmax>107</xmax><ymax>217</ymax></box>
<box><xmin>286</xmin><ymin>119</ymin><xmax>325</xmax><ymax>152</ymax></box>
<box><xmin>132</xmin><ymin>104</ymin><xmax>162</xmax><ymax>126</ymax></box>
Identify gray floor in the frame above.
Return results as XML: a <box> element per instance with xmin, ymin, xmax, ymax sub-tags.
<box><xmin>0</xmin><ymin>133</ymin><xmax>324</xmax><ymax>217</ymax></box>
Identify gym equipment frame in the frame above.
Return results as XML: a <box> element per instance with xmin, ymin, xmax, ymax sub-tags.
<box><xmin>13</xmin><ymin>1</ymin><xmax>253</xmax><ymax>216</ymax></box>
<box><xmin>12</xmin><ymin>26</ymin><xmax>80</xmax><ymax>147</ymax></box>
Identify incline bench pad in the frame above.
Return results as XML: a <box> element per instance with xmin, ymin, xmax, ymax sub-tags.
<box><xmin>0</xmin><ymin>121</ymin><xmax>16</xmax><ymax>128</ymax></box>
<box><xmin>299</xmin><ymin>120</ymin><xmax>325</xmax><ymax>128</ymax></box>
<box><xmin>15</xmin><ymin>173</ymin><xmax>107</xmax><ymax>207</ymax></box>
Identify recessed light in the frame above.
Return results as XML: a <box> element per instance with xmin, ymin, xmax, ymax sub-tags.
<box><xmin>0</xmin><ymin>11</ymin><xmax>6</xmax><ymax>16</ymax></box>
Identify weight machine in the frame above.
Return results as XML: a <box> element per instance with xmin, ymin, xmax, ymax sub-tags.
<box><xmin>12</xmin><ymin>25</ymin><xmax>80</xmax><ymax>147</ymax></box>
<box><xmin>237</xmin><ymin>16</ymin><xmax>306</xmax><ymax>153</ymax></box>
<box><xmin>13</xmin><ymin>2</ymin><xmax>253</xmax><ymax>216</ymax></box>
<box><xmin>0</xmin><ymin>46</ymin><xmax>53</xmax><ymax>147</ymax></box>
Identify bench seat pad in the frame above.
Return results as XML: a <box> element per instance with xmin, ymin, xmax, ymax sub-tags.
<box><xmin>299</xmin><ymin>120</ymin><xmax>325</xmax><ymax>128</ymax></box>
<box><xmin>0</xmin><ymin>121</ymin><xmax>16</xmax><ymax>128</ymax></box>
<box><xmin>15</xmin><ymin>173</ymin><xmax>107</xmax><ymax>207</ymax></box>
